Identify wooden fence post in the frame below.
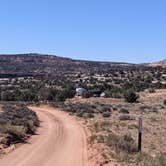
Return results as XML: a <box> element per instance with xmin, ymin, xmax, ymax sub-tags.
<box><xmin>138</xmin><ymin>114</ymin><xmax>142</xmax><ymax>152</ymax></box>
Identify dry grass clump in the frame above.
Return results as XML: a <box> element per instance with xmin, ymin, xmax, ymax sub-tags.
<box><xmin>0</xmin><ymin>104</ymin><xmax>39</xmax><ymax>147</ymax></box>
<box><xmin>91</xmin><ymin>121</ymin><xmax>112</xmax><ymax>133</ymax></box>
<box><xmin>136</xmin><ymin>153</ymin><xmax>166</xmax><ymax>166</ymax></box>
<box><xmin>107</xmin><ymin>132</ymin><xmax>137</xmax><ymax>154</ymax></box>
<box><xmin>0</xmin><ymin>124</ymin><xmax>26</xmax><ymax>146</ymax></box>
<box><xmin>119</xmin><ymin>114</ymin><xmax>135</xmax><ymax>121</ymax></box>
<box><xmin>0</xmin><ymin>104</ymin><xmax>39</xmax><ymax>134</ymax></box>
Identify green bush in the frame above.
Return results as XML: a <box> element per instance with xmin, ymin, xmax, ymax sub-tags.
<box><xmin>0</xmin><ymin>89</ymin><xmax>38</xmax><ymax>102</ymax></box>
<box><xmin>124</xmin><ymin>89</ymin><xmax>139</xmax><ymax>103</ymax></box>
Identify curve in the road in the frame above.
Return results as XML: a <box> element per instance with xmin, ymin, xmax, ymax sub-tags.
<box><xmin>0</xmin><ymin>106</ymin><xmax>90</xmax><ymax>166</ymax></box>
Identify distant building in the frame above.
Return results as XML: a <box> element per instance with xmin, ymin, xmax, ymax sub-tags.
<box><xmin>76</xmin><ymin>88</ymin><xmax>105</xmax><ymax>98</ymax></box>
<box><xmin>100</xmin><ymin>92</ymin><xmax>106</xmax><ymax>97</ymax></box>
<box><xmin>76</xmin><ymin>88</ymin><xmax>88</xmax><ymax>98</ymax></box>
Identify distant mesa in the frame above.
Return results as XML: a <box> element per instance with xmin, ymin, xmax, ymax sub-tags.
<box><xmin>148</xmin><ymin>59</ymin><xmax>166</xmax><ymax>67</ymax></box>
<box><xmin>0</xmin><ymin>53</ymin><xmax>165</xmax><ymax>78</ymax></box>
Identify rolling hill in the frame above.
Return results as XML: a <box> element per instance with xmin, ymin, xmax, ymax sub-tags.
<box><xmin>0</xmin><ymin>53</ymin><xmax>165</xmax><ymax>78</ymax></box>
<box><xmin>0</xmin><ymin>53</ymin><xmax>135</xmax><ymax>77</ymax></box>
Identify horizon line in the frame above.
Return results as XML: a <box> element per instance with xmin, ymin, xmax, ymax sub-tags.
<box><xmin>0</xmin><ymin>52</ymin><xmax>164</xmax><ymax>64</ymax></box>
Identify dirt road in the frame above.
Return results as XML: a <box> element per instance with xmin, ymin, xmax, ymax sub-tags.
<box><xmin>0</xmin><ymin>106</ymin><xmax>90</xmax><ymax>166</ymax></box>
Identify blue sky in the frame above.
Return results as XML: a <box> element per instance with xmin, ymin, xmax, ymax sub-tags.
<box><xmin>0</xmin><ymin>0</ymin><xmax>165</xmax><ymax>63</ymax></box>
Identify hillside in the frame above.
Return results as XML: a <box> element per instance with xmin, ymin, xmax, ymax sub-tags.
<box><xmin>0</xmin><ymin>53</ymin><xmax>135</xmax><ymax>77</ymax></box>
<box><xmin>1</xmin><ymin>53</ymin><xmax>165</xmax><ymax>78</ymax></box>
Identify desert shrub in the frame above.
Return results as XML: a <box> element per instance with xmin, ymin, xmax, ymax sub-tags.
<box><xmin>105</xmin><ymin>87</ymin><xmax>124</xmax><ymax>98</ymax></box>
<box><xmin>128</xmin><ymin>124</ymin><xmax>138</xmax><ymax>129</ymax></box>
<box><xmin>136</xmin><ymin>153</ymin><xmax>166</xmax><ymax>166</ymax></box>
<box><xmin>81</xmin><ymin>104</ymin><xmax>95</xmax><ymax>114</ymax></box>
<box><xmin>1</xmin><ymin>91</ymin><xmax>16</xmax><ymax>101</ymax></box>
<box><xmin>119</xmin><ymin>115</ymin><xmax>134</xmax><ymax>121</ymax></box>
<box><xmin>91</xmin><ymin>104</ymin><xmax>97</xmax><ymax>109</ymax></box>
<box><xmin>163</xmin><ymin>99</ymin><xmax>166</xmax><ymax>106</ymax></box>
<box><xmin>156</xmin><ymin>105</ymin><xmax>165</xmax><ymax>110</ymax></box>
<box><xmin>61</xmin><ymin>102</ymin><xmax>95</xmax><ymax>118</ymax></box>
<box><xmin>89</xmin><ymin>134</ymin><xmax>107</xmax><ymax>144</ymax></box>
<box><xmin>76</xmin><ymin>112</ymin><xmax>84</xmax><ymax>117</ymax></box>
<box><xmin>0</xmin><ymin>124</ymin><xmax>26</xmax><ymax>145</ymax></box>
<box><xmin>99</xmin><ymin>106</ymin><xmax>112</xmax><ymax>113</ymax></box>
<box><xmin>92</xmin><ymin>121</ymin><xmax>112</xmax><ymax>133</ymax></box>
<box><xmin>0</xmin><ymin>104</ymin><xmax>39</xmax><ymax>146</ymax></box>
<box><xmin>151</xmin><ymin>107</ymin><xmax>158</xmax><ymax>113</ymax></box>
<box><xmin>89</xmin><ymin>134</ymin><xmax>98</xmax><ymax>144</ymax></box>
<box><xmin>102</xmin><ymin>112</ymin><xmax>111</xmax><ymax>118</ymax></box>
<box><xmin>106</xmin><ymin>132</ymin><xmax>120</xmax><ymax>148</ymax></box>
<box><xmin>148</xmin><ymin>88</ymin><xmax>156</xmax><ymax>93</ymax></box>
<box><xmin>63</xmin><ymin>105</ymin><xmax>76</xmax><ymax>113</ymax></box>
<box><xmin>153</xmin><ymin>154</ymin><xmax>166</xmax><ymax>166</ymax></box>
<box><xmin>38</xmin><ymin>87</ymin><xmax>52</xmax><ymax>101</ymax></box>
<box><xmin>119</xmin><ymin>108</ymin><xmax>129</xmax><ymax>114</ymax></box>
<box><xmin>113</xmin><ymin>107</ymin><xmax>118</xmax><ymax>111</ymax></box>
<box><xmin>139</xmin><ymin>105</ymin><xmax>152</xmax><ymax>111</ymax></box>
<box><xmin>0</xmin><ymin>89</ymin><xmax>38</xmax><ymax>102</ymax></box>
<box><xmin>54</xmin><ymin>91</ymin><xmax>67</xmax><ymax>102</ymax></box>
<box><xmin>63</xmin><ymin>102</ymin><xmax>96</xmax><ymax>115</ymax></box>
<box><xmin>124</xmin><ymin>89</ymin><xmax>139</xmax><ymax>103</ymax></box>
<box><xmin>0</xmin><ymin>104</ymin><xmax>39</xmax><ymax>134</ymax></box>
<box><xmin>19</xmin><ymin>91</ymin><xmax>38</xmax><ymax>102</ymax></box>
<box><xmin>96</xmin><ymin>134</ymin><xmax>107</xmax><ymax>143</ymax></box>
<box><xmin>107</xmin><ymin>132</ymin><xmax>137</xmax><ymax>154</ymax></box>
<box><xmin>85</xmin><ymin>113</ymin><xmax>95</xmax><ymax>118</ymax></box>
<box><xmin>54</xmin><ymin>88</ymin><xmax>75</xmax><ymax>102</ymax></box>
<box><xmin>38</xmin><ymin>84</ymin><xmax>75</xmax><ymax>102</ymax></box>
<box><xmin>62</xmin><ymin>102</ymin><xmax>113</xmax><ymax>119</ymax></box>
<box><xmin>116</xmin><ymin>133</ymin><xmax>137</xmax><ymax>153</ymax></box>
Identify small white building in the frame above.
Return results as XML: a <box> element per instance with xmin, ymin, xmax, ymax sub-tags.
<box><xmin>100</xmin><ymin>92</ymin><xmax>106</xmax><ymax>97</ymax></box>
<box><xmin>76</xmin><ymin>88</ymin><xmax>87</xmax><ymax>97</ymax></box>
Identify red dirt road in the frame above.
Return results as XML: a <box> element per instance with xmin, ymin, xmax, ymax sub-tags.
<box><xmin>0</xmin><ymin>106</ymin><xmax>90</xmax><ymax>166</ymax></box>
